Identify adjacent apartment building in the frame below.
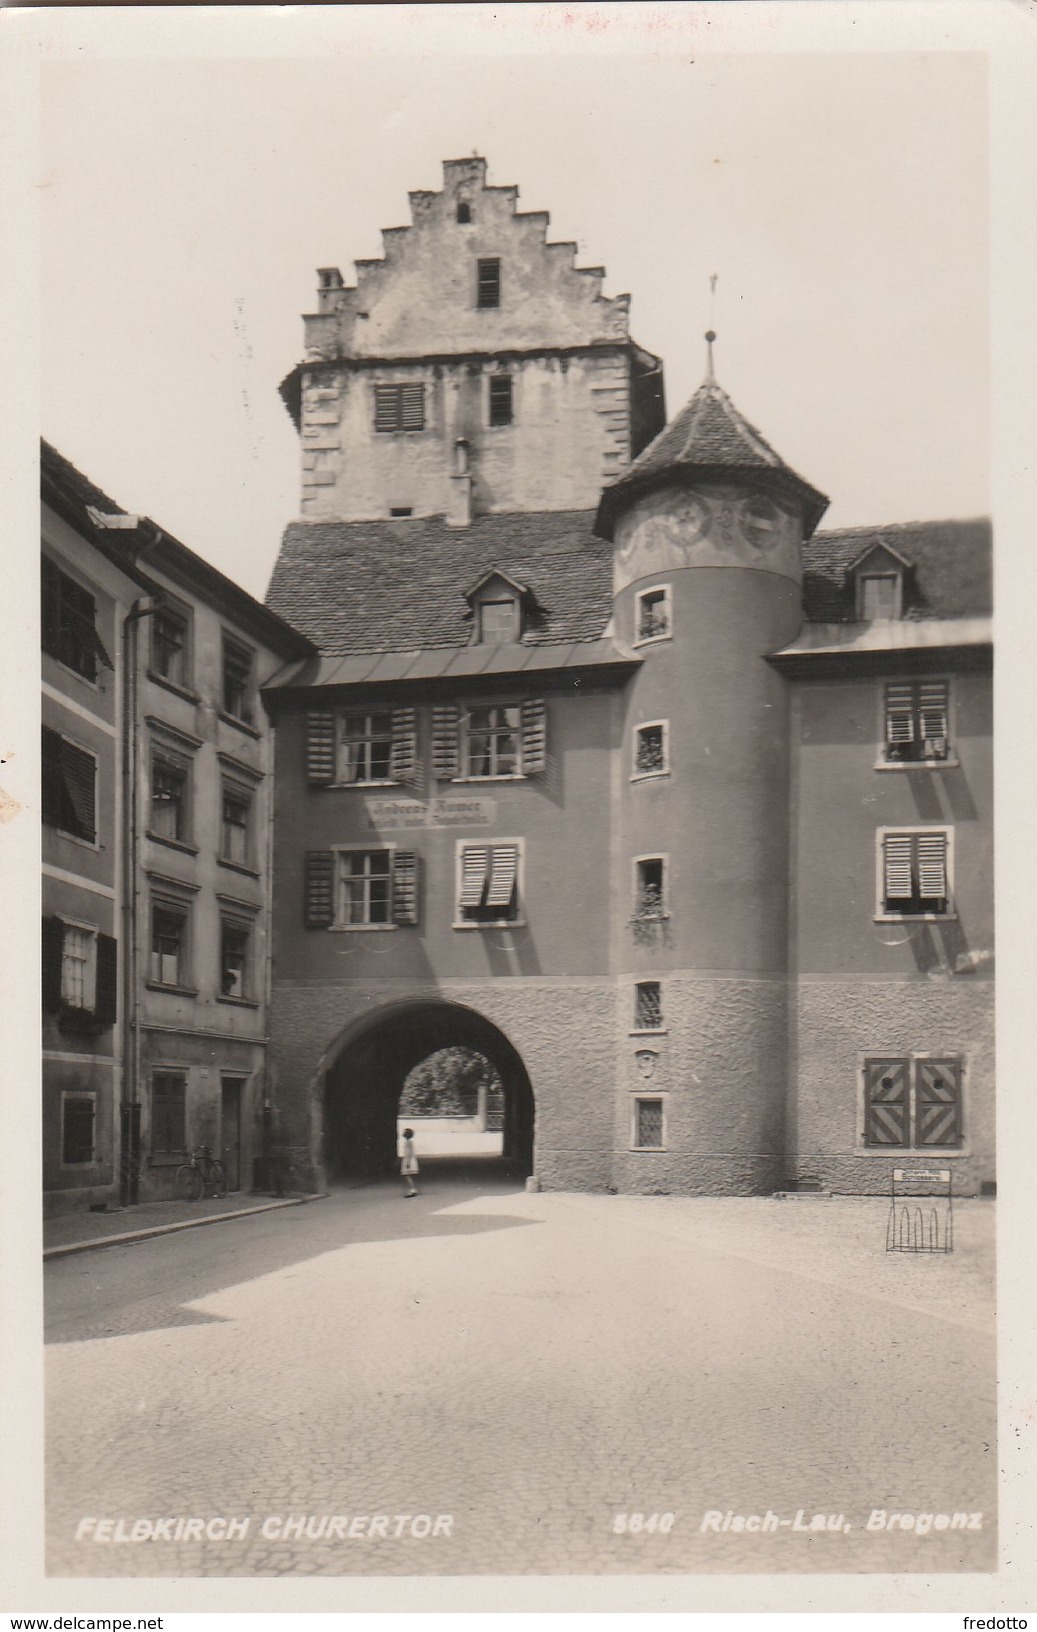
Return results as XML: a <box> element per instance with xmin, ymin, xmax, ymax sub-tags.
<box><xmin>42</xmin><ymin>444</ymin><xmax>314</xmax><ymax>1215</ymax></box>
<box><xmin>261</xmin><ymin>157</ymin><xmax>993</xmax><ymax>1197</ymax></box>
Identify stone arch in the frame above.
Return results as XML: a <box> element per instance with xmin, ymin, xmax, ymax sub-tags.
<box><xmin>321</xmin><ymin>999</ymin><xmax>535</xmax><ymax>1182</ymax></box>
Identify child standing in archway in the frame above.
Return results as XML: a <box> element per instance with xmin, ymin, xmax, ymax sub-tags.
<box><xmin>400</xmin><ymin>1128</ymin><xmax>420</xmax><ymax>1197</ymax></box>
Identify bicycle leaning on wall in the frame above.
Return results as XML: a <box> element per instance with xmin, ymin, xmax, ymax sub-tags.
<box><xmin>175</xmin><ymin>1145</ymin><xmax>228</xmax><ymax>1201</ymax></box>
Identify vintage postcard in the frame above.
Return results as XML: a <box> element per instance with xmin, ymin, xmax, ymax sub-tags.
<box><xmin>3</xmin><ymin>0</ymin><xmax>1036</xmax><ymax>1618</ymax></box>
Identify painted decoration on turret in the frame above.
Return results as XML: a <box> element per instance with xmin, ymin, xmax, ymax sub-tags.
<box><xmin>613</xmin><ymin>482</ymin><xmax>803</xmax><ymax>592</ymax></box>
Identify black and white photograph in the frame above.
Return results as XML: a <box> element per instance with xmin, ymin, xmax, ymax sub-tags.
<box><xmin>4</xmin><ymin>0</ymin><xmax>1037</xmax><ymax>1616</ymax></box>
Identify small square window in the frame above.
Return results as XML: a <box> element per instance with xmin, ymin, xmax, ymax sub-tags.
<box><xmin>151</xmin><ymin>902</ymin><xmax>188</xmax><ymax>987</ymax></box>
<box><xmin>634</xmin><ymin>723</ymin><xmax>667</xmax><ymax>777</ymax></box>
<box><xmin>62</xmin><ymin>1094</ymin><xmax>95</xmax><ymax>1165</ymax></box>
<box><xmin>477</xmin><ymin>258</ymin><xmax>501</xmax><ymax>309</ymax></box>
<box><xmin>374</xmin><ymin>383</ymin><xmax>425</xmax><ymax>433</ymax></box>
<box><xmin>884</xmin><ymin>681</ymin><xmax>950</xmax><ymax>764</ymax></box>
<box><xmin>457</xmin><ymin>842</ymin><xmax>521</xmax><ymax>925</ymax></box>
<box><xmin>150</xmin><ymin>755</ymin><xmax>189</xmax><ymax>843</ymax></box>
<box><xmin>635</xmin><ymin>585</ymin><xmax>671</xmax><ymax>644</ymax></box>
<box><xmin>151</xmin><ymin>1070</ymin><xmax>186</xmax><ymax>1155</ymax></box>
<box><xmin>220</xmin><ymin>786</ymin><xmax>251</xmax><ymax>867</ymax></box>
<box><xmin>465</xmin><ymin>705</ymin><xmax>521</xmax><ymax>775</ymax></box>
<box><xmin>220</xmin><ymin>920</ymin><xmax>251</xmax><ymax>999</ymax></box>
<box><xmin>489</xmin><ymin>375</ymin><xmax>513</xmax><ymax>427</ymax></box>
<box><xmin>151</xmin><ymin>605</ymin><xmax>190</xmax><ymax>688</ymax></box>
<box><xmin>634</xmin><ymin>1097</ymin><xmax>665</xmax><ymax>1150</ymax></box>
<box><xmin>634</xmin><ymin>981</ymin><xmax>663</xmax><ymax>1031</ymax></box>
<box><xmin>880</xmin><ymin>829</ymin><xmax>951</xmax><ymax>917</ymax></box>
<box><xmin>222</xmin><ymin>637</ymin><xmax>254</xmax><ymax>723</ymax></box>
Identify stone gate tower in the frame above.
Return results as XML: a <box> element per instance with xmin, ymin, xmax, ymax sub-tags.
<box><xmin>595</xmin><ymin>371</ymin><xmax>828</xmax><ymax>1193</ymax></box>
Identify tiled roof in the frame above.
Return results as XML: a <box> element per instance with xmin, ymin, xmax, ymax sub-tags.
<box><xmin>595</xmin><ymin>379</ymin><xmax>829</xmax><ymax>539</ymax></box>
<box><xmin>264</xmin><ymin>508</ymin><xmax>992</xmax><ymax>659</ymax></box>
<box><xmin>801</xmin><ymin>518</ymin><xmax>991</xmax><ymax>623</ymax></box>
<box><xmin>265</xmin><ymin>510</ymin><xmax>613</xmax><ymax>655</ymax></box>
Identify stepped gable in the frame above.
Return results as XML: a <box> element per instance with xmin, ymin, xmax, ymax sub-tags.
<box><xmin>802</xmin><ymin>517</ymin><xmax>992</xmax><ymax>622</ymax></box>
<box><xmin>265</xmin><ymin>509</ymin><xmax>612</xmax><ymax>657</ymax></box>
<box><xmin>595</xmin><ymin>378</ymin><xmax>829</xmax><ymax>540</ymax></box>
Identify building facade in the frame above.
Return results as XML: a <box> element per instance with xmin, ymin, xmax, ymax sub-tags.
<box><xmin>41</xmin><ymin>445</ymin><xmax>314</xmax><ymax>1215</ymax></box>
<box><xmin>257</xmin><ymin>157</ymin><xmax>991</xmax><ymax>1197</ymax></box>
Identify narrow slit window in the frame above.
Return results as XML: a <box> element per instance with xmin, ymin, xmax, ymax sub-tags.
<box><xmin>456</xmin><ymin>201</ymin><xmax>471</xmax><ymax>223</ymax></box>
<box><xmin>634</xmin><ymin>1098</ymin><xmax>665</xmax><ymax>1150</ymax></box>
<box><xmin>489</xmin><ymin>375</ymin><xmax>513</xmax><ymax>426</ymax></box>
<box><xmin>477</xmin><ymin>258</ymin><xmax>501</xmax><ymax>309</ymax></box>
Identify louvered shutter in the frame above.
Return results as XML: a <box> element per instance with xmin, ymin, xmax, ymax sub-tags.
<box><xmin>459</xmin><ymin>846</ymin><xmax>490</xmax><ymax>908</ymax></box>
<box><xmin>885</xmin><ymin>683</ymin><xmax>915</xmax><ymax>747</ymax></box>
<box><xmin>42</xmin><ymin>916</ymin><xmax>65</xmax><ymax>1013</ymax></box>
<box><xmin>521</xmin><ymin>698</ymin><xmax>547</xmax><ymax>775</ymax></box>
<box><xmin>392</xmin><ymin>851</ymin><xmax>420</xmax><ymax>925</ymax></box>
<box><xmin>41</xmin><ymin>727</ymin><xmax>63</xmax><ymax>827</ymax></box>
<box><xmin>61</xmin><ymin>741</ymin><xmax>96</xmax><ymax>843</ymax></box>
<box><xmin>915</xmin><ymin>1058</ymin><xmax>962</xmax><ymax>1147</ymax></box>
<box><xmin>883</xmin><ymin>835</ymin><xmax>914</xmax><ymax>902</ymax></box>
<box><xmin>304</xmin><ymin>850</ymin><xmax>335</xmax><ymax>928</ymax></box>
<box><xmin>95</xmin><ymin>934</ymin><xmax>118</xmax><ymax>1026</ymax></box>
<box><xmin>390</xmin><ymin>708</ymin><xmax>418</xmax><ymax>785</ymax></box>
<box><xmin>863</xmin><ymin>1058</ymin><xmax>909</xmax><ymax>1147</ymax></box>
<box><xmin>41</xmin><ymin>559</ymin><xmax>62</xmax><ymax>660</ymax></box>
<box><xmin>306</xmin><ymin>712</ymin><xmax>336</xmax><ymax>784</ymax></box>
<box><xmin>400</xmin><ymin>383</ymin><xmax>425</xmax><ymax>431</ymax></box>
<box><xmin>431</xmin><ymin>705</ymin><xmax>460</xmax><ymax>779</ymax></box>
<box><xmin>374</xmin><ymin>385</ymin><xmax>399</xmax><ymax>432</ymax></box>
<box><xmin>916</xmin><ymin>832</ymin><xmax>948</xmax><ymax>902</ymax></box>
<box><xmin>486</xmin><ymin>844</ymin><xmax>519</xmax><ymax>909</ymax></box>
<box><xmin>919</xmin><ymin>682</ymin><xmax>949</xmax><ymax>756</ymax></box>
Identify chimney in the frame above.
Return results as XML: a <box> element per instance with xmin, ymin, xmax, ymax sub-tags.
<box><xmin>316</xmin><ymin>266</ymin><xmax>345</xmax><ymax>313</ymax></box>
<box><xmin>447</xmin><ymin>438</ymin><xmax>472</xmax><ymax>528</ymax></box>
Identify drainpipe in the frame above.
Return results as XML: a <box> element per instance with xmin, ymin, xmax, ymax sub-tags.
<box><xmin>120</xmin><ymin>596</ymin><xmax>160</xmax><ymax>1205</ymax></box>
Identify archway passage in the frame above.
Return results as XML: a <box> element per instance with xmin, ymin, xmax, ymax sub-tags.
<box><xmin>323</xmin><ymin>1001</ymin><xmax>535</xmax><ymax>1187</ymax></box>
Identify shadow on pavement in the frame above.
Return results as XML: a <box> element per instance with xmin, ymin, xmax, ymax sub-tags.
<box><xmin>45</xmin><ymin>1163</ymin><xmax>535</xmax><ymax>1346</ymax></box>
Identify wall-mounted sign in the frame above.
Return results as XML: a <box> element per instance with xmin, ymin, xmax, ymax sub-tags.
<box><xmin>365</xmin><ymin>796</ymin><xmax>497</xmax><ymax>830</ymax></box>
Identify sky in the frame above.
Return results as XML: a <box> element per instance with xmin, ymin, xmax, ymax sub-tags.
<box><xmin>40</xmin><ymin>21</ymin><xmax>989</xmax><ymax>600</ymax></box>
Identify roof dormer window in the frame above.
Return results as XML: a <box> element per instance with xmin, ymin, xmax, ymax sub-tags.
<box><xmin>860</xmin><ymin>573</ymin><xmax>900</xmax><ymax>621</ymax></box>
<box><xmin>465</xmin><ymin>568</ymin><xmax>529</xmax><ymax>645</ymax></box>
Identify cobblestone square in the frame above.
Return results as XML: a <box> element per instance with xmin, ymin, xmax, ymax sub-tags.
<box><xmin>45</xmin><ymin>1165</ymin><xmax>996</xmax><ymax>1577</ymax></box>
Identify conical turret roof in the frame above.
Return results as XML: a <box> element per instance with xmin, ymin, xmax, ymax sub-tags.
<box><xmin>595</xmin><ymin>377</ymin><xmax>828</xmax><ymax>540</ymax></box>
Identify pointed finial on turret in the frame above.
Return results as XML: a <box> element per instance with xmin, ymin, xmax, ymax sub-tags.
<box><xmin>705</xmin><ymin>273</ymin><xmax>718</xmax><ymax>382</ymax></box>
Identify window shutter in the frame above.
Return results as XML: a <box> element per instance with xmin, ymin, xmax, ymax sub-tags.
<box><xmin>919</xmin><ymin>682</ymin><xmax>949</xmax><ymax>754</ymax></box>
<box><xmin>41</xmin><ymin>727</ymin><xmax>63</xmax><ymax>827</ymax></box>
<box><xmin>885</xmin><ymin>683</ymin><xmax>915</xmax><ymax>746</ymax></box>
<box><xmin>306</xmin><ymin>712</ymin><xmax>336</xmax><ymax>784</ymax></box>
<box><xmin>95</xmin><ymin>934</ymin><xmax>118</xmax><ymax>1026</ymax></box>
<box><xmin>486</xmin><ymin>844</ymin><xmax>519</xmax><ymax>909</ymax></box>
<box><xmin>916</xmin><ymin>832</ymin><xmax>948</xmax><ymax>901</ymax></box>
<box><xmin>61</xmin><ymin>742</ymin><xmax>96</xmax><ymax>843</ymax></box>
<box><xmin>521</xmin><ymin>698</ymin><xmax>547</xmax><ymax>774</ymax></box>
<box><xmin>392</xmin><ymin>851</ymin><xmax>420</xmax><ymax>925</ymax></box>
<box><xmin>390</xmin><ymin>708</ymin><xmax>418</xmax><ymax>785</ymax></box>
<box><xmin>374</xmin><ymin>385</ymin><xmax>399</xmax><ymax>432</ymax></box>
<box><xmin>883</xmin><ymin>835</ymin><xmax>914</xmax><ymax>901</ymax></box>
<box><xmin>431</xmin><ymin>705</ymin><xmax>460</xmax><ymax>779</ymax></box>
<box><xmin>459</xmin><ymin>846</ymin><xmax>490</xmax><ymax>907</ymax></box>
<box><xmin>400</xmin><ymin>383</ymin><xmax>425</xmax><ymax>431</ymax></box>
<box><xmin>304</xmin><ymin>850</ymin><xmax>335</xmax><ymax>928</ymax></box>
<box><xmin>915</xmin><ymin>1057</ymin><xmax>962</xmax><ymax>1147</ymax></box>
<box><xmin>42</xmin><ymin>916</ymin><xmax>65</xmax><ymax>1013</ymax></box>
<box><xmin>863</xmin><ymin>1058</ymin><xmax>909</xmax><ymax>1147</ymax></box>
<box><xmin>41</xmin><ymin>559</ymin><xmax>62</xmax><ymax>660</ymax></box>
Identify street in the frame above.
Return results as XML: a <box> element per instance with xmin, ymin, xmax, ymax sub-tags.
<box><xmin>45</xmin><ymin>1161</ymin><xmax>996</xmax><ymax>1577</ymax></box>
